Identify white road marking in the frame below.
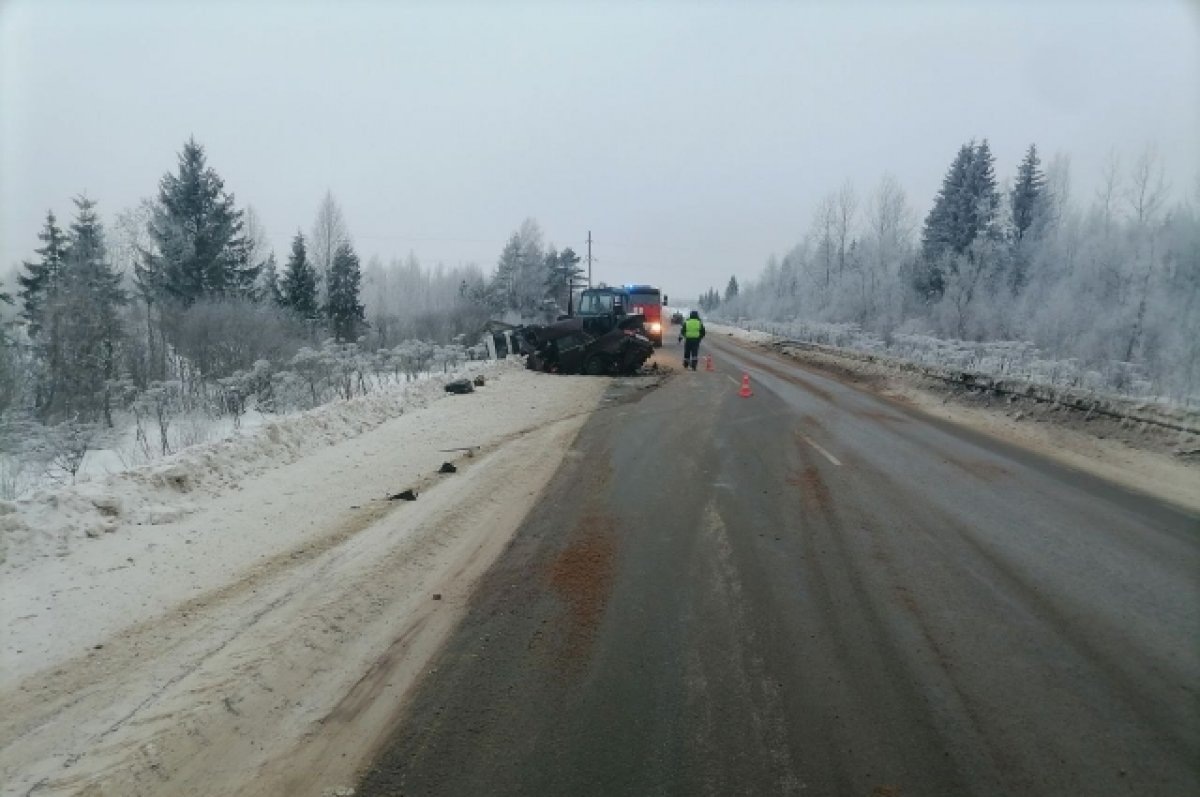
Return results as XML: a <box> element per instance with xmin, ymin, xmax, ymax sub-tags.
<box><xmin>727</xmin><ymin>375</ymin><xmax>740</xmax><ymax>386</ymax></box>
<box><xmin>801</xmin><ymin>434</ymin><xmax>842</xmax><ymax>466</ymax></box>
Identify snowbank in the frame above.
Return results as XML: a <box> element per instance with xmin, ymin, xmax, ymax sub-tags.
<box><xmin>0</xmin><ymin>361</ymin><xmax>497</xmax><ymax>571</ymax></box>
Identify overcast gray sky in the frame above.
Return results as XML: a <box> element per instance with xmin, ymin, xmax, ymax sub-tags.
<box><xmin>2</xmin><ymin>0</ymin><xmax>1197</xmax><ymax>298</ymax></box>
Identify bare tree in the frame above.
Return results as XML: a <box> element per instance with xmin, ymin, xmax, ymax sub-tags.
<box><xmin>811</xmin><ymin>193</ymin><xmax>838</xmax><ymax>291</ymax></box>
<box><xmin>1096</xmin><ymin>150</ymin><xmax>1122</xmax><ymax>241</ymax></box>
<box><xmin>834</xmin><ymin>179</ymin><xmax>858</xmax><ymax>279</ymax></box>
<box><xmin>860</xmin><ymin>174</ymin><xmax>913</xmax><ymax>329</ymax></box>
<box><xmin>1125</xmin><ymin>145</ymin><xmax>1168</xmax><ymax>229</ymax></box>
<box><xmin>1043</xmin><ymin>152</ymin><xmax>1072</xmax><ymax>230</ymax></box>
<box><xmin>1123</xmin><ymin>146</ymin><xmax>1170</xmax><ymax>361</ymax></box>
<box><xmin>243</xmin><ymin>204</ymin><xmax>275</xmax><ymax>301</ymax></box>
<box><xmin>310</xmin><ymin>191</ymin><xmax>349</xmax><ymax>303</ymax></box>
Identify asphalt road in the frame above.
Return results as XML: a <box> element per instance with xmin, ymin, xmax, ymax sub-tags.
<box><xmin>356</xmin><ymin>333</ymin><xmax>1199</xmax><ymax>797</ymax></box>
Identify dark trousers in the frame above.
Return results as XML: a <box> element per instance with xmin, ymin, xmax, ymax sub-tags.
<box><xmin>683</xmin><ymin>338</ymin><xmax>701</xmax><ymax>370</ymax></box>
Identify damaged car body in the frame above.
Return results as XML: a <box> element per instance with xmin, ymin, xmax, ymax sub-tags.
<box><xmin>519</xmin><ymin>313</ymin><xmax>654</xmax><ymax>376</ymax></box>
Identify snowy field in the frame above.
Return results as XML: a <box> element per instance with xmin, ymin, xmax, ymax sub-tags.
<box><xmin>0</xmin><ymin>360</ymin><xmax>609</xmax><ymax>795</ymax></box>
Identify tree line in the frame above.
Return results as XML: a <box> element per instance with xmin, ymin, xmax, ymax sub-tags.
<box><xmin>713</xmin><ymin>142</ymin><xmax>1199</xmax><ymax>402</ymax></box>
<box><xmin>0</xmin><ymin>137</ymin><xmax>588</xmax><ymax>436</ymax></box>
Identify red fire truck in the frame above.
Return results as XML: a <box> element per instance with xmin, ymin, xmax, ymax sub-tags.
<box><xmin>622</xmin><ymin>284</ymin><xmax>666</xmax><ymax>346</ymax></box>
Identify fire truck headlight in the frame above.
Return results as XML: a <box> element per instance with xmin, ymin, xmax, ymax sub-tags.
<box><xmin>649</xmin><ymin>322</ymin><xmax>661</xmax><ymax>333</ymax></box>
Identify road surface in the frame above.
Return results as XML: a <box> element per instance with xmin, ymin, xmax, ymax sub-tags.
<box><xmin>356</xmin><ymin>333</ymin><xmax>1199</xmax><ymax>796</ymax></box>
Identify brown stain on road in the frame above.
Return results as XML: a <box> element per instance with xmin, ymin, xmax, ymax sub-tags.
<box><xmin>786</xmin><ymin>465</ymin><xmax>834</xmax><ymax>514</ymax></box>
<box><xmin>546</xmin><ymin>514</ymin><xmax>618</xmax><ymax>665</ymax></box>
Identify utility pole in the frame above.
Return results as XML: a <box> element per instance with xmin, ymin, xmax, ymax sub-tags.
<box><xmin>586</xmin><ymin>230</ymin><xmax>593</xmax><ymax>287</ymax></box>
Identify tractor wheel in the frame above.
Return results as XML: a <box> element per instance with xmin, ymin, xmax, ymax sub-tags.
<box><xmin>583</xmin><ymin>353</ymin><xmax>609</xmax><ymax>376</ymax></box>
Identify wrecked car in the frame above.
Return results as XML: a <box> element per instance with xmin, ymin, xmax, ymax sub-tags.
<box><xmin>519</xmin><ymin>314</ymin><xmax>654</xmax><ymax>376</ymax></box>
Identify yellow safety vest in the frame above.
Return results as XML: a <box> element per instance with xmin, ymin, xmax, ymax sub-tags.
<box><xmin>684</xmin><ymin>318</ymin><xmax>703</xmax><ymax>339</ymax></box>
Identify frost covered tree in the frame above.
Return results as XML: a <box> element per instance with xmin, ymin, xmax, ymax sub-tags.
<box><xmin>1011</xmin><ymin>144</ymin><xmax>1047</xmax><ymax>244</ymax></box>
<box><xmin>1008</xmin><ymin>144</ymin><xmax>1048</xmax><ymax>293</ymax></box>
<box><xmin>36</xmin><ymin>196</ymin><xmax>127</xmax><ymax>423</ymax></box>
<box><xmin>280</xmin><ymin>232</ymin><xmax>319</xmax><ymax>320</ymax></box>
<box><xmin>310</xmin><ymin>190</ymin><xmax>349</xmax><ymax>303</ymax></box>
<box><xmin>545</xmin><ymin>246</ymin><xmax>583</xmax><ymax>312</ymax></box>
<box><xmin>1121</xmin><ymin>146</ymin><xmax>1169</xmax><ymax>363</ymax></box>
<box><xmin>834</xmin><ymin>180</ymin><xmax>858</xmax><ymax>279</ymax></box>
<box><xmin>857</xmin><ymin>174</ymin><xmax>914</xmax><ymax>330</ymax></box>
<box><xmin>242</xmin><ymin>205</ymin><xmax>277</xmax><ymax>302</ymax></box>
<box><xmin>491</xmin><ymin>234</ymin><xmax>522</xmax><ymax>312</ymax></box>
<box><xmin>0</xmin><ymin>293</ymin><xmax>17</xmax><ymax>416</ymax></box>
<box><xmin>919</xmin><ymin>140</ymin><xmax>1001</xmax><ymax>298</ymax></box>
<box><xmin>257</xmin><ymin>252</ymin><xmax>283</xmax><ymax>305</ymax></box>
<box><xmin>17</xmin><ymin>211</ymin><xmax>69</xmax><ymax>340</ymax></box>
<box><xmin>142</xmin><ymin>138</ymin><xmax>254</xmax><ymax>306</ymax></box>
<box><xmin>113</xmin><ymin>199</ymin><xmax>166</xmax><ymax>385</ymax></box>
<box><xmin>489</xmin><ymin>219</ymin><xmax>548</xmax><ymax>319</ymax></box>
<box><xmin>360</xmin><ymin>253</ymin><xmax>489</xmax><ymax>346</ymax></box>
<box><xmin>326</xmin><ymin>241</ymin><xmax>366</xmax><ymax>342</ymax></box>
<box><xmin>720</xmin><ymin>143</ymin><xmax>1200</xmax><ymax>402</ymax></box>
<box><xmin>811</xmin><ymin>193</ymin><xmax>838</xmax><ymax>292</ymax></box>
<box><xmin>725</xmin><ymin>276</ymin><xmax>740</xmax><ymax>302</ymax></box>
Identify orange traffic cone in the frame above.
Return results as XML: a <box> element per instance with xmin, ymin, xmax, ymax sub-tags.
<box><xmin>705</xmin><ymin>355</ymin><xmax>714</xmax><ymax>372</ymax></box>
<box><xmin>739</xmin><ymin>373</ymin><xmax>753</xmax><ymax>398</ymax></box>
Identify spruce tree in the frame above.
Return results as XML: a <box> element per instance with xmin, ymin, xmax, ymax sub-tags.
<box><xmin>492</xmin><ymin>234</ymin><xmax>522</xmax><ymax>312</ymax></box>
<box><xmin>326</xmin><ymin>241</ymin><xmax>365</xmax><ymax>342</ymax></box>
<box><xmin>544</xmin><ymin>246</ymin><xmax>583</xmax><ymax>311</ymax></box>
<box><xmin>1011</xmin><ymin>144</ymin><xmax>1046</xmax><ymax>243</ymax></box>
<box><xmin>70</xmin><ymin>195</ymin><xmax>126</xmax><ymax>423</ymax></box>
<box><xmin>39</xmin><ymin>196</ymin><xmax>126</xmax><ymax>423</ymax></box>
<box><xmin>919</xmin><ymin>140</ymin><xmax>1002</xmax><ymax>298</ymax></box>
<box><xmin>965</xmin><ymin>138</ymin><xmax>1000</xmax><ymax>242</ymax></box>
<box><xmin>280</xmin><ymin>232</ymin><xmax>319</xmax><ymax>319</ymax></box>
<box><xmin>725</xmin><ymin>275</ymin><xmax>740</xmax><ymax>301</ymax></box>
<box><xmin>919</xmin><ymin>144</ymin><xmax>971</xmax><ymax>296</ymax></box>
<box><xmin>17</xmin><ymin>211</ymin><xmax>69</xmax><ymax>339</ymax></box>
<box><xmin>257</xmin><ymin>252</ymin><xmax>283</xmax><ymax>305</ymax></box>
<box><xmin>144</xmin><ymin>137</ymin><xmax>250</xmax><ymax>306</ymax></box>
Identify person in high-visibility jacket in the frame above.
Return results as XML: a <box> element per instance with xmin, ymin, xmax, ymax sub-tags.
<box><xmin>678</xmin><ymin>310</ymin><xmax>706</xmax><ymax>370</ymax></box>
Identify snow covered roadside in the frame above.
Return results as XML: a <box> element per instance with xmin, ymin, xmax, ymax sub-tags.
<box><xmin>0</xmin><ymin>362</ymin><xmax>609</xmax><ymax>796</ymax></box>
<box><xmin>0</xmin><ymin>362</ymin><xmax>498</xmax><ymax>571</ymax></box>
